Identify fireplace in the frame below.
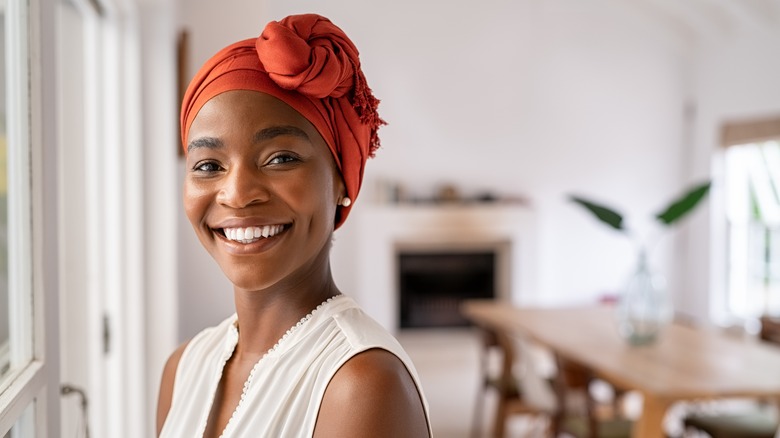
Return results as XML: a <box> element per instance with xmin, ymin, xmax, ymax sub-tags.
<box><xmin>349</xmin><ymin>204</ymin><xmax>536</xmax><ymax>332</ymax></box>
<box><xmin>398</xmin><ymin>249</ymin><xmax>500</xmax><ymax>328</ymax></box>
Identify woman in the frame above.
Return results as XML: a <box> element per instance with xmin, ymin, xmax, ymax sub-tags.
<box><xmin>156</xmin><ymin>13</ymin><xmax>431</xmax><ymax>438</ymax></box>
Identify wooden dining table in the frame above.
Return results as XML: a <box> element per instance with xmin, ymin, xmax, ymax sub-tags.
<box><xmin>461</xmin><ymin>300</ymin><xmax>780</xmax><ymax>438</ymax></box>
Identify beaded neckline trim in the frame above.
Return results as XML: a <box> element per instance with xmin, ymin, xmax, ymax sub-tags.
<box><xmin>214</xmin><ymin>294</ymin><xmax>343</xmax><ymax>438</ymax></box>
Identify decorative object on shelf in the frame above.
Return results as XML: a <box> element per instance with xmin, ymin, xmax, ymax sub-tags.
<box><xmin>436</xmin><ymin>184</ymin><xmax>460</xmax><ymax>203</ymax></box>
<box><xmin>569</xmin><ymin>181</ymin><xmax>711</xmax><ymax>345</ymax></box>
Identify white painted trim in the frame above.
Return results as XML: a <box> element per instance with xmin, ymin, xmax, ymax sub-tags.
<box><xmin>54</xmin><ymin>3</ymin><xmax>152</xmax><ymax>436</ymax></box>
<box><xmin>10</xmin><ymin>403</ymin><xmax>34</xmax><ymax>438</ymax></box>
<box><xmin>0</xmin><ymin>0</ymin><xmax>62</xmax><ymax>433</ymax></box>
<box><xmin>50</xmin><ymin>2</ymin><xmax>179</xmax><ymax>436</ymax></box>
<box><xmin>80</xmin><ymin>8</ymin><xmax>108</xmax><ymax>438</ymax></box>
<box><xmin>118</xmin><ymin>9</ymin><xmax>147</xmax><ymax>438</ymax></box>
<box><xmin>100</xmin><ymin>14</ymin><xmax>125</xmax><ymax>438</ymax></box>
<box><xmin>31</xmin><ymin>0</ymin><xmax>63</xmax><ymax>434</ymax></box>
<box><xmin>55</xmin><ymin>2</ymin><xmax>96</xmax><ymax>436</ymax></box>
<box><xmin>53</xmin><ymin>2</ymin><xmax>110</xmax><ymax>436</ymax></box>
<box><xmin>6</xmin><ymin>0</ymin><xmax>33</xmax><ymax>374</ymax></box>
<box><xmin>90</xmin><ymin>5</ymin><xmax>148</xmax><ymax>437</ymax></box>
<box><xmin>0</xmin><ymin>342</ymin><xmax>8</xmax><ymax>375</ymax></box>
<box><xmin>0</xmin><ymin>361</ymin><xmax>44</xmax><ymax>434</ymax></box>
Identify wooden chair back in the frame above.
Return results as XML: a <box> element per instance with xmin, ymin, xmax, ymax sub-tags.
<box><xmin>759</xmin><ymin>316</ymin><xmax>780</xmax><ymax>346</ymax></box>
<box><xmin>471</xmin><ymin>324</ymin><xmax>546</xmax><ymax>438</ymax></box>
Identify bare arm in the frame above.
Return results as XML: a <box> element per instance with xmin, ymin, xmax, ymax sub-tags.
<box><xmin>156</xmin><ymin>341</ymin><xmax>189</xmax><ymax>436</ymax></box>
<box><xmin>313</xmin><ymin>348</ymin><xmax>429</xmax><ymax>438</ymax></box>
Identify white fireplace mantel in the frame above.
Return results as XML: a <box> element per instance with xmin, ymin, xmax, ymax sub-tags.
<box><xmin>351</xmin><ymin>203</ymin><xmax>537</xmax><ymax>332</ymax></box>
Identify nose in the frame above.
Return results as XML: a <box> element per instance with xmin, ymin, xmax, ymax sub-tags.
<box><xmin>216</xmin><ymin>162</ymin><xmax>270</xmax><ymax>208</ymax></box>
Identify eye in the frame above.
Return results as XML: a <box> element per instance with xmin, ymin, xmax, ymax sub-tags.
<box><xmin>266</xmin><ymin>152</ymin><xmax>301</xmax><ymax>166</ymax></box>
<box><xmin>192</xmin><ymin>161</ymin><xmax>223</xmax><ymax>173</ymax></box>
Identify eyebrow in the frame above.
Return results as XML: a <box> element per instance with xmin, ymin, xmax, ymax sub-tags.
<box><xmin>187</xmin><ymin>125</ymin><xmax>311</xmax><ymax>153</ymax></box>
<box><xmin>187</xmin><ymin>136</ymin><xmax>223</xmax><ymax>152</ymax></box>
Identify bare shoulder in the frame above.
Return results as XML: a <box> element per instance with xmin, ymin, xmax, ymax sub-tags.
<box><xmin>314</xmin><ymin>348</ymin><xmax>429</xmax><ymax>438</ymax></box>
<box><xmin>156</xmin><ymin>340</ymin><xmax>190</xmax><ymax>436</ymax></box>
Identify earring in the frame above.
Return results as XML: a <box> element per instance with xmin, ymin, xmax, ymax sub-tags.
<box><xmin>340</xmin><ymin>197</ymin><xmax>352</xmax><ymax>207</ymax></box>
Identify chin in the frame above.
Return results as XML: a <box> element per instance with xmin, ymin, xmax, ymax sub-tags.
<box><xmin>223</xmin><ymin>271</ymin><xmax>277</xmax><ymax>292</ymax></box>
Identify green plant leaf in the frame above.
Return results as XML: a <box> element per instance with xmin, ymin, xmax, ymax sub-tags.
<box><xmin>569</xmin><ymin>195</ymin><xmax>625</xmax><ymax>231</ymax></box>
<box><xmin>655</xmin><ymin>181</ymin><xmax>711</xmax><ymax>226</ymax></box>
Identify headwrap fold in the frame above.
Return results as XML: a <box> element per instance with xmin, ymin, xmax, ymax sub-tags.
<box><xmin>181</xmin><ymin>14</ymin><xmax>383</xmax><ymax>228</ymax></box>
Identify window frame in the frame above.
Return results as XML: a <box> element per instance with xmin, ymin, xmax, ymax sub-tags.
<box><xmin>722</xmin><ymin>140</ymin><xmax>780</xmax><ymax>321</ymax></box>
<box><xmin>0</xmin><ymin>0</ymin><xmax>60</xmax><ymax>433</ymax></box>
<box><xmin>0</xmin><ymin>0</ymin><xmax>38</xmax><ymax>429</ymax></box>
<box><xmin>716</xmin><ymin>115</ymin><xmax>780</xmax><ymax>325</ymax></box>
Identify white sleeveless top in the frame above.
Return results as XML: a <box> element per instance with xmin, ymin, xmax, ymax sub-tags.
<box><xmin>160</xmin><ymin>295</ymin><xmax>432</xmax><ymax>437</ymax></box>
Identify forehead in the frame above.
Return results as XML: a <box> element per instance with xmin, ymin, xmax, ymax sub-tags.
<box><xmin>187</xmin><ymin>90</ymin><xmax>320</xmax><ymax>143</ymax></box>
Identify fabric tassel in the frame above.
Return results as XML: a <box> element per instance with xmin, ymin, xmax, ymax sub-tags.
<box><xmin>351</xmin><ymin>68</ymin><xmax>386</xmax><ymax>157</ymax></box>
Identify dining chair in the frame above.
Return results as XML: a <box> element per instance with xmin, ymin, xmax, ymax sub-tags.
<box><xmin>549</xmin><ymin>355</ymin><xmax>634</xmax><ymax>438</ymax></box>
<box><xmin>681</xmin><ymin>316</ymin><xmax>780</xmax><ymax>438</ymax></box>
<box><xmin>470</xmin><ymin>324</ymin><xmax>549</xmax><ymax>438</ymax></box>
<box><xmin>760</xmin><ymin>315</ymin><xmax>780</xmax><ymax>344</ymax></box>
<box><xmin>682</xmin><ymin>410</ymin><xmax>778</xmax><ymax>438</ymax></box>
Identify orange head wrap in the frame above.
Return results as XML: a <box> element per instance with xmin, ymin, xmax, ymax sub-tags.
<box><xmin>181</xmin><ymin>13</ymin><xmax>384</xmax><ymax>228</ymax></box>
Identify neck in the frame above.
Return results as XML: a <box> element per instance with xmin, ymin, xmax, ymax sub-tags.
<box><xmin>231</xmin><ymin>256</ymin><xmax>341</xmax><ymax>358</ymax></box>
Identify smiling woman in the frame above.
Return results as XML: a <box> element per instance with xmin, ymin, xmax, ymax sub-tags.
<box><xmin>183</xmin><ymin>91</ymin><xmax>343</xmax><ymax>291</ymax></box>
<box><xmin>157</xmin><ymin>14</ymin><xmax>431</xmax><ymax>438</ymax></box>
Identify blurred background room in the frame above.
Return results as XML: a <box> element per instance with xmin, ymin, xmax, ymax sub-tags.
<box><xmin>1</xmin><ymin>0</ymin><xmax>779</xmax><ymax>436</ymax></box>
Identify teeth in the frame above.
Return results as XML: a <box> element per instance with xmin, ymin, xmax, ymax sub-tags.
<box><xmin>222</xmin><ymin>225</ymin><xmax>284</xmax><ymax>243</ymax></box>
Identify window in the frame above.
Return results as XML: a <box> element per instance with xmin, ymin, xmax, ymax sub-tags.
<box><xmin>724</xmin><ymin>140</ymin><xmax>780</xmax><ymax>320</ymax></box>
<box><xmin>0</xmin><ymin>0</ymin><xmax>56</xmax><ymax>434</ymax></box>
<box><xmin>0</xmin><ymin>0</ymin><xmax>34</xmax><ymax>390</ymax></box>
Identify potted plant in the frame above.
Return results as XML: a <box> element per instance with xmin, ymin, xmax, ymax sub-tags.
<box><xmin>569</xmin><ymin>181</ymin><xmax>711</xmax><ymax>345</ymax></box>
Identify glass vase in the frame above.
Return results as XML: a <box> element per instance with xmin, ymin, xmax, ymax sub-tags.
<box><xmin>615</xmin><ymin>249</ymin><xmax>670</xmax><ymax>346</ymax></box>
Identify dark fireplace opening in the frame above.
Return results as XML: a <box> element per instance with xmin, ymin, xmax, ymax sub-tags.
<box><xmin>398</xmin><ymin>251</ymin><xmax>496</xmax><ymax>328</ymax></box>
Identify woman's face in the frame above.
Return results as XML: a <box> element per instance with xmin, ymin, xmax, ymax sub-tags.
<box><xmin>184</xmin><ymin>90</ymin><xmax>344</xmax><ymax>291</ymax></box>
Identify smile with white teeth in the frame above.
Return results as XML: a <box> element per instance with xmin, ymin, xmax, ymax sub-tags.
<box><xmin>222</xmin><ymin>225</ymin><xmax>285</xmax><ymax>244</ymax></box>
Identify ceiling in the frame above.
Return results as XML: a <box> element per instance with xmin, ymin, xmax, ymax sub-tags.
<box><xmin>630</xmin><ymin>0</ymin><xmax>780</xmax><ymax>40</ymax></box>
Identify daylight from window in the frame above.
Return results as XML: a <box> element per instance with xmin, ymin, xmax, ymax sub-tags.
<box><xmin>725</xmin><ymin>140</ymin><xmax>780</xmax><ymax>321</ymax></box>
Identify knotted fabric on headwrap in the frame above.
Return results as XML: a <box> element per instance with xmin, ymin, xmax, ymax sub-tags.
<box><xmin>181</xmin><ymin>14</ymin><xmax>384</xmax><ymax>228</ymax></box>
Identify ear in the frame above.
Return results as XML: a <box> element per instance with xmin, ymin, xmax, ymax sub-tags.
<box><xmin>334</xmin><ymin>176</ymin><xmax>349</xmax><ymax>226</ymax></box>
<box><xmin>334</xmin><ymin>173</ymin><xmax>347</xmax><ymax>203</ymax></box>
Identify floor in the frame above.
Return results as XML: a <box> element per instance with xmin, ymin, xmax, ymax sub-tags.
<box><xmin>397</xmin><ymin>328</ymin><xmax>550</xmax><ymax>438</ymax></box>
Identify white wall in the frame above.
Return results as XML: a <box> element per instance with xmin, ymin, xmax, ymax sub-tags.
<box><xmin>177</xmin><ymin>0</ymin><xmax>701</xmax><ymax>337</ymax></box>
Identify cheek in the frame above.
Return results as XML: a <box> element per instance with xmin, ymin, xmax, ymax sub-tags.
<box><xmin>315</xmin><ymin>166</ymin><xmax>341</xmax><ymax>211</ymax></box>
<box><xmin>278</xmin><ymin>177</ymin><xmax>329</xmax><ymax>211</ymax></box>
<box><xmin>182</xmin><ymin>180</ymin><xmax>210</xmax><ymax>227</ymax></box>
<box><xmin>279</xmin><ymin>167</ymin><xmax>338</xmax><ymax>220</ymax></box>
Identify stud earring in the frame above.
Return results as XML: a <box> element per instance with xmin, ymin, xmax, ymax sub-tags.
<box><xmin>340</xmin><ymin>197</ymin><xmax>352</xmax><ymax>207</ymax></box>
